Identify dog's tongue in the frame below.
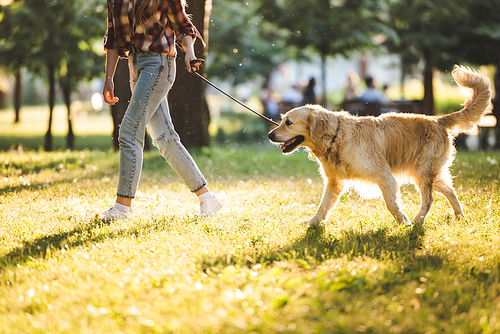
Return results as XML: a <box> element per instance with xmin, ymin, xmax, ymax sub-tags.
<box><xmin>280</xmin><ymin>138</ymin><xmax>296</xmax><ymax>151</ymax></box>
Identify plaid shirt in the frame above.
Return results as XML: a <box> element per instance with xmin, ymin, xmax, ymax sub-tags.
<box><xmin>104</xmin><ymin>0</ymin><xmax>204</xmax><ymax>57</ymax></box>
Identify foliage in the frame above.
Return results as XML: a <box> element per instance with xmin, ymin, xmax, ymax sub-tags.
<box><xmin>1</xmin><ymin>143</ymin><xmax>500</xmax><ymax>332</ymax></box>
<box><xmin>258</xmin><ymin>0</ymin><xmax>397</xmax><ymax>59</ymax></box>
<box><xmin>0</xmin><ymin>2</ymin><xmax>31</xmax><ymax>72</ymax></box>
<box><xmin>208</xmin><ymin>0</ymin><xmax>289</xmax><ymax>84</ymax></box>
<box><xmin>58</xmin><ymin>0</ymin><xmax>107</xmax><ymax>91</ymax></box>
<box><xmin>383</xmin><ymin>0</ymin><xmax>500</xmax><ymax>73</ymax></box>
<box><xmin>0</xmin><ymin>0</ymin><xmax>106</xmax><ymax>76</ymax></box>
<box><xmin>208</xmin><ymin>0</ymin><xmax>398</xmax><ymax>88</ymax></box>
<box><xmin>445</xmin><ymin>0</ymin><xmax>500</xmax><ymax>67</ymax></box>
<box><xmin>0</xmin><ymin>0</ymin><xmax>106</xmax><ymax>150</ymax></box>
<box><xmin>379</xmin><ymin>0</ymin><xmax>500</xmax><ymax>114</ymax></box>
<box><xmin>255</xmin><ymin>0</ymin><xmax>398</xmax><ymax>103</ymax></box>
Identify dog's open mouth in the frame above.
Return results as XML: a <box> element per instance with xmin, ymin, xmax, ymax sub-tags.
<box><xmin>280</xmin><ymin>135</ymin><xmax>305</xmax><ymax>153</ymax></box>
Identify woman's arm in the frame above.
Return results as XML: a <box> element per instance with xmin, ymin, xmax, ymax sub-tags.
<box><xmin>168</xmin><ymin>0</ymin><xmax>204</xmax><ymax>72</ymax></box>
<box><xmin>103</xmin><ymin>48</ymin><xmax>120</xmax><ymax>105</ymax></box>
<box><xmin>180</xmin><ymin>35</ymin><xmax>201</xmax><ymax>73</ymax></box>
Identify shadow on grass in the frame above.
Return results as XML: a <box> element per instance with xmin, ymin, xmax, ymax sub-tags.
<box><xmin>0</xmin><ymin>217</ymin><xmax>174</xmax><ymax>271</ymax></box>
<box><xmin>0</xmin><ymin>167</ymin><xmax>116</xmax><ymax>196</ymax></box>
<box><xmin>200</xmin><ymin>222</ymin><xmax>436</xmax><ymax>272</ymax></box>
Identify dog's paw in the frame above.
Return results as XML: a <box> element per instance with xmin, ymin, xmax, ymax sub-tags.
<box><xmin>302</xmin><ymin>219</ymin><xmax>321</xmax><ymax>225</ymax></box>
<box><xmin>396</xmin><ymin>213</ymin><xmax>411</xmax><ymax>226</ymax></box>
<box><xmin>410</xmin><ymin>216</ymin><xmax>425</xmax><ymax>225</ymax></box>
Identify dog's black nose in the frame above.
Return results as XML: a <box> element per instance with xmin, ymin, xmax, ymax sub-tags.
<box><xmin>268</xmin><ymin>131</ymin><xmax>275</xmax><ymax>140</ymax></box>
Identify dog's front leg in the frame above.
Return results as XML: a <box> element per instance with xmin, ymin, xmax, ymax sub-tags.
<box><xmin>306</xmin><ymin>179</ymin><xmax>345</xmax><ymax>224</ymax></box>
<box><xmin>375</xmin><ymin>172</ymin><xmax>410</xmax><ymax>225</ymax></box>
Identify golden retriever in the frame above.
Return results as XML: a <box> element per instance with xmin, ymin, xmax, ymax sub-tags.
<box><xmin>268</xmin><ymin>65</ymin><xmax>491</xmax><ymax>225</ymax></box>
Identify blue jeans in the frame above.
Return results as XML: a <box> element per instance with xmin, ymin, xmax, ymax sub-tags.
<box><xmin>116</xmin><ymin>51</ymin><xmax>207</xmax><ymax>199</ymax></box>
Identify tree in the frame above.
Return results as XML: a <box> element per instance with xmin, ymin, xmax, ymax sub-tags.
<box><xmin>383</xmin><ymin>0</ymin><xmax>500</xmax><ymax>114</ymax></box>
<box><xmin>0</xmin><ymin>0</ymin><xmax>105</xmax><ymax>150</ymax></box>
<box><xmin>207</xmin><ymin>0</ymin><xmax>289</xmax><ymax>84</ymax></box>
<box><xmin>0</xmin><ymin>2</ymin><xmax>33</xmax><ymax>123</ymax></box>
<box><xmin>58</xmin><ymin>0</ymin><xmax>106</xmax><ymax>149</ymax></box>
<box><xmin>258</xmin><ymin>0</ymin><xmax>397</xmax><ymax>104</ymax></box>
<box><xmin>4</xmin><ymin>0</ymin><xmax>74</xmax><ymax>150</ymax></box>
<box><xmin>443</xmin><ymin>0</ymin><xmax>500</xmax><ymax>77</ymax></box>
<box><xmin>168</xmin><ymin>0</ymin><xmax>212</xmax><ymax>148</ymax></box>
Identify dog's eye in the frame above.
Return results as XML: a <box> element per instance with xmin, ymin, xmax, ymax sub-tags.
<box><xmin>285</xmin><ymin>120</ymin><xmax>292</xmax><ymax>126</ymax></box>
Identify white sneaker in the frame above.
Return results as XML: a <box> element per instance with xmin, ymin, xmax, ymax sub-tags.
<box><xmin>96</xmin><ymin>206</ymin><xmax>132</xmax><ymax>222</ymax></box>
<box><xmin>200</xmin><ymin>197</ymin><xmax>223</xmax><ymax>217</ymax></box>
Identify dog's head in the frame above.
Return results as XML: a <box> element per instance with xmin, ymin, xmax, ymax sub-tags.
<box><xmin>268</xmin><ymin>105</ymin><xmax>339</xmax><ymax>153</ymax></box>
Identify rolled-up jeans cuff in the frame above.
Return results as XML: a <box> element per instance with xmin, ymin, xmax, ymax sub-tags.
<box><xmin>192</xmin><ymin>182</ymin><xmax>207</xmax><ymax>193</ymax></box>
<box><xmin>117</xmin><ymin>193</ymin><xmax>135</xmax><ymax>199</ymax></box>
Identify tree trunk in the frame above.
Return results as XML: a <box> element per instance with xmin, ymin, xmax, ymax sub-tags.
<box><xmin>492</xmin><ymin>60</ymin><xmax>500</xmax><ymax>149</ymax></box>
<box><xmin>400</xmin><ymin>70</ymin><xmax>406</xmax><ymax>100</ymax></box>
<box><xmin>44</xmin><ymin>62</ymin><xmax>56</xmax><ymax>151</ymax></box>
<box><xmin>320</xmin><ymin>53</ymin><xmax>327</xmax><ymax>106</ymax></box>
<box><xmin>111</xmin><ymin>58</ymin><xmax>132</xmax><ymax>152</ymax></box>
<box><xmin>422</xmin><ymin>55</ymin><xmax>435</xmax><ymax>115</ymax></box>
<box><xmin>14</xmin><ymin>68</ymin><xmax>21</xmax><ymax>123</ymax></box>
<box><xmin>400</xmin><ymin>56</ymin><xmax>406</xmax><ymax>100</ymax></box>
<box><xmin>62</xmin><ymin>83</ymin><xmax>75</xmax><ymax>150</ymax></box>
<box><xmin>168</xmin><ymin>0</ymin><xmax>211</xmax><ymax>148</ymax></box>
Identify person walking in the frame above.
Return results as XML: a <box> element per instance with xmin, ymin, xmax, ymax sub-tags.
<box><xmin>98</xmin><ymin>0</ymin><xmax>222</xmax><ymax>221</ymax></box>
<box><xmin>302</xmin><ymin>77</ymin><xmax>317</xmax><ymax>105</ymax></box>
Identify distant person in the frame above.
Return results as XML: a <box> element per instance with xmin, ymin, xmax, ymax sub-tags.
<box><xmin>260</xmin><ymin>81</ymin><xmax>280</xmax><ymax>121</ymax></box>
<box><xmin>281</xmin><ymin>84</ymin><xmax>303</xmax><ymax>107</ymax></box>
<box><xmin>302</xmin><ymin>77</ymin><xmax>317</xmax><ymax>105</ymax></box>
<box><xmin>359</xmin><ymin>76</ymin><xmax>388</xmax><ymax>105</ymax></box>
<box><xmin>383</xmin><ymin>84</ymin><xmax>389</xmax><ymax>96</ymax></box>
<box><xmin>343</xmin><ymin>71</ymin><xmax>360</xmax><ymax>102</ymax></box>
<box><xmin>97</xmin><ymin>0</ymin><xmax>222</xmax><ymax>221</ymax></box>
<box><xmin>260</xmin><ymin>81</ymin><xmax>280</xmax><ymax>131</ymax></box>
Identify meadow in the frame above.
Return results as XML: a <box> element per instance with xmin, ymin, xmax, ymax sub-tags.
<box><xmin>1</xmin><ymin>107</ymin><xmax>500</xmax><ymax>333</ymax></box>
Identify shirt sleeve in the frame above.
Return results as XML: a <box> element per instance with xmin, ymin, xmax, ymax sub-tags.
<box><xmin>167</xmin><ymin>0</ymin><xmax>205</xmax><ymax>47</ymax></box>
<box><xmin>103</xmin><ymin>2</ymin><xmax>119</xmax><ymax>53</ymax></box>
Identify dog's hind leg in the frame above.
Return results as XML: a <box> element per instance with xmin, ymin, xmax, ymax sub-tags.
<box><xmin>412</xmin><ymin>172</ymin><xmax>435</xmax><ymax>224</ymax></box>
<box><xmin>433</xmin><ymin>171</ymin><xmax>464</xmax><ymax>219</ymax></box>
<box><xmin>375</xmin><ymin>171</ymin><xmax>410</xmax><ymax>225</ymax></box>
<box><xmin>307</xmin><ymin>179</ymin><xmax>345</xmax><ymax>224</ymax></box>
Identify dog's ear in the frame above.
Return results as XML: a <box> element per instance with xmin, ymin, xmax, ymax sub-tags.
<box><xmin>308</xmin><ymin>112</ymin><xmax>327</xmax><ymax>142</ymax></box>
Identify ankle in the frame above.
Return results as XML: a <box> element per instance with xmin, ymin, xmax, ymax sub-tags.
<box><xmin>116</xmin><ymin>196</ymin><xmax>132</xmax><ymax>207</ymax></box>
<box><xmin>198</xmin><ymin>191</ymin><xmax>216</xmax><ymax>201</ymax></box>
<box><xmin>113</xmin><ymin>202</ymin><xmax>132</xmax><ymax>213</ymax></box>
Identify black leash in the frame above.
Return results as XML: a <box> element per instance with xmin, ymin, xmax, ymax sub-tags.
<box><xmin>190</xmin><ymin>59</ymin><xmax>280</xmax><ymax>127</ymax></box>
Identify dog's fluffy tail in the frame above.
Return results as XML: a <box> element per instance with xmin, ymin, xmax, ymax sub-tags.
<box><xmin>438</xmin><ymin>65</ymin><xmax>491</xmax><ymax>132</ymax></box>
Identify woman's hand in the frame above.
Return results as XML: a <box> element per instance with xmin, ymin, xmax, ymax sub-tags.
<box><xmin>103</xmin><ymin>48</ymin><xmax>120</xmax><ymax>105</ymax></box>
<box><xmin>103</xmin><ymin>79</ymin><xmax>119</xmax><ymax>105</ymax></box>
<box><xmin>185</xmin><ymin>54</ymin><xmax>202</xmax><ymax>73</ymax></box>
<box><xmin>181</xmin><ymin>35</ymin><xmax>200</xmax><ymax>73</ymax></box>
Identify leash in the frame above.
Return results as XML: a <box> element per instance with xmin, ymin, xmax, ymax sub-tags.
<box><xmin>190</xmin><ymin>59</ymin><xmax>280</xmax><ymax>127</ymax></box>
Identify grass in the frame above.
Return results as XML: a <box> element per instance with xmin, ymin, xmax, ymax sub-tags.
<box><xmin>0</xmin><ymin>105</ymin><xmax>114</xmax><ymax>151</ymax></box>
<box><xmin>1</xmin><ymin>107</ymin><xmax>500</xmax><ymax>333</ymax></box>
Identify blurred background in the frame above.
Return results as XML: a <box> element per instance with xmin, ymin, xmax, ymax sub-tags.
<box><xmin>0</xmin><ymin>0</ymin><xmax>499</xmax><ymax>152</ymax></box>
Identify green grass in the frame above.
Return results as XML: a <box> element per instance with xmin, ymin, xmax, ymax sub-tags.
<box><xmin>1</xmin><ymin>107</ymin><xmax>500</xmax><ymax>333</ymax></box>
<box><xmin>1</xmin><ymin>146</ymin><xmax>500</xmax><ymax>333</ymax></box>
<box><xmin>0</xmin><ymin>105</ymin><xmax>114</xmax><ymax>151</ymax></box>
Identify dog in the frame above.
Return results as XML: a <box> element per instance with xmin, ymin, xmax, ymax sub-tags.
<box><xmin>268</xmin><ymin>65</ymin><xmax>491</xmax><ymax>225</ymax></box>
